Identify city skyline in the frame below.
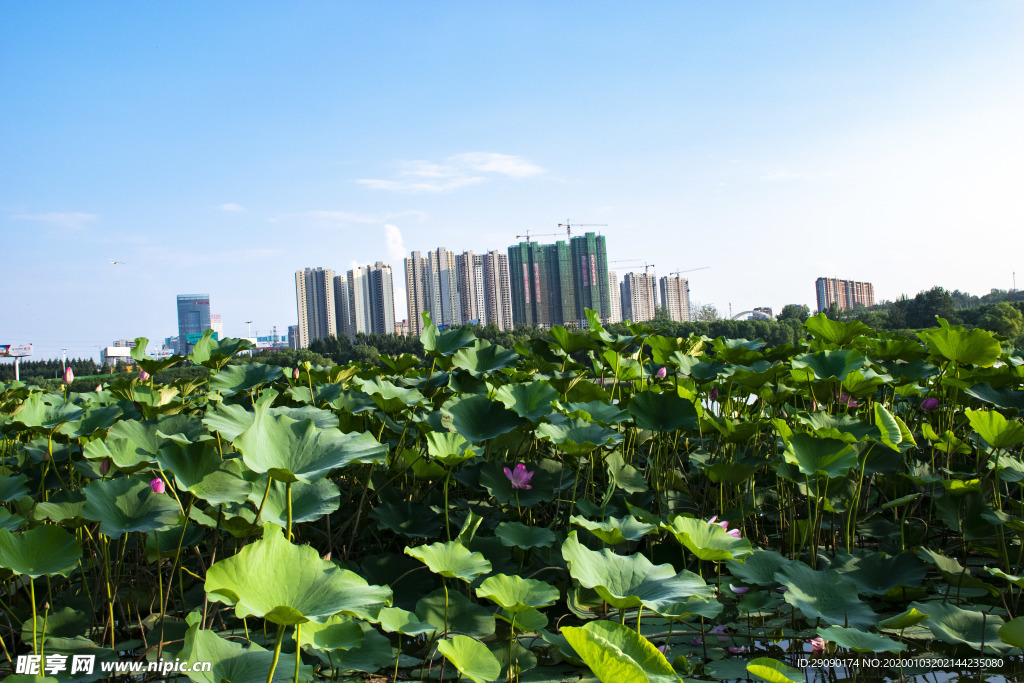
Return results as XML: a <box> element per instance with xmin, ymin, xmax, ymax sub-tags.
<box><xmin>4</xmin><ymin>3</ymin><xmax>1023</xmax><ymax>361</ymax></box>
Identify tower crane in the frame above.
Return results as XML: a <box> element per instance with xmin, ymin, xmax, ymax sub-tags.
<box><xmin>557</xmin><ymin>221</ymin><xmax>608</xmax><ymax>240</ymax></box>
<box><xmin>515</xmin><ymin>230</ymin><xmax>562</xmax><ymax>243</ymax></box>
<box><xmin>610</xmin><ymin>259</ymin><xmax>656</xmax><ymax>275</ymax></box>
<box><xmin>668</xmin><ymin>266</ymin><xmax>710</xmax><ymax>277</ymax></box>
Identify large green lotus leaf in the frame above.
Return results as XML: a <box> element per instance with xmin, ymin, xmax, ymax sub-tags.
<box><xmin>202</xmin><ymin>402</ymin><xmax>256</xmax><ymax>442</ymax></box>
<box><xmin>494</xmin><ymin>381</ymin><xmax>559</xmax><ymax>422</ymax></box>
<box><xmin>426</xmin><ymin>431</ymin><xmax>482</xmax><ymax>466</ymax></box>
<box><xmin>627</xmin><ymin>391</ymin><xmax>698</xmax><ymax>432</ymax></box>
<box><xmin>571</xmin><ymin>514</ymin><xmax>656</xmax><ymax>545</ymax></box>
<box><xmin>56</xmin><ymin>405</ymin><xmax>121</xmax><ymax>439</ymax></box>
<box><xmin>804</xmin><ymin>314</ymin><xmax>872</xmax><ymax>346</ymax></box>
<box><xmin>723</xmin><ymin>361</ymin><xmax>787</xmax><ymax>390</ymax></box>
<box><xmin>11</xmin><ymin>393</ymin><xmax>85</xmax><ymax>429</ymax></box>
<box><xmin>873</xmin><ymin>403</ymin><xmax>903</xmax><ymax>451</ymax></box>
<box><xmin>910</xmin><ymin>600</ymin><xmax>1011</xmax><ymax>653</ymax></box>
<box><xmin>437</xmin><ymin>635</ymin><xmax>502</xmax><ymax>683</ymax></box>
<box><xmin>405</xmin><ymin>540</ymin><xmax>492</xmax><ymax>583</ymax></box>
<box><xmin>783</xmin><ymin>433</ymin><xmax>858</xmax><ymax>479</ymax></box>
<box><xmin>21</xmin><ymin>606</ymin><xmax>90</xmax><ymax>642</ymax></box>
<box><xmin>795</xmin><ymin>412</ymin><xmax>873</xmax><ymax>442</ymax></box>
<box><xmin>178</xmin><ymin>622</ymin><xmax>311</xmax><ymax>683</ymax></box>
<box><xmin>209</xmin><ymin>363</ymin><xmax>284</xmax><ymax>395</ymax></box>
<box><xmin>842</xmin><ymin>368</ymin><xmax>892</xmax><ymax>397</ymax></box>
<box><xmin>0</xmin><ymin>473</ymin><xmax>29</xmax><ymax>502</ymax></box>
<box><xmin>966</xmin><ymin>409</ymin><xmax>1024</xmax><ymax>449</ymax></box>
<box><xmin>187</xmin><ymin>333</ymin><xmax>255</xmax><ymax>370</ymax></box>
<box><xmin>562</xmin><ymin>532</ymin><xmax>712</xmax><ymax>613</ymax></box>
<box><xmin>327</xmin><ymin>389</ymin><xmax>378</xmax><ymax>415</ymax></box>
<box><xmin>663</xmin><ymin>515</ymin><xmax>752</xmax><ymax>561</ymax></box>
<box><xmin>790</xmin><ymin>350</ymin><xmax>866</xmax><ymax>382</ymax></box>
<box><xmin>878</xmin><ymin>607</ymin><xmax>930</xmax><ymax>630</ymax></box>
<box><xmin>998</xmin><ymin>616</ymin><xmax>1024</xmax><ymax>648</ymax></box>
<box><xmin>560</xmin><ymin>400</ymin><xmax>630</xmax><ymax>425</ymax></box>
<box><xmin>82</xmin><ymin>478</ymin><xmax>181</xmax><ymax>539</ymax></box>
<box><xmin>606</xmin><ymin>451</ymin><xmax>649</xmax><ymax>493</ymax></box>
<box><xmin>815</xmin><ymin>626</ymin><xmax>905</xmax><ymax>653</ymax></box>
<box><xmin>234</xmin><ymin>407</ymin><xmax>386</xmax><ymax>482</ymax></box>
<box><xmin>550</xmin><ymin>325</ymin><xmax>598</xmax><ymax>353</ymax></box>
<box><xmin>475</xmin><ymin>574</ymin><xmax>560</xmax><ymax>613</ymax></box>
<box><xmin>369</xmin><ymin>500</ymin><xmax>443</xmax><ymax>538</ymax></box>
<box><xmin>325</xmin><ymin>623</ymin><xmax>395</xmax><ymax>673</ymax></box>
<box><xmin>775</xmin><ymin>563</ymin><xmax>876</xmax><ymax>629</ymax></box>
<box><xmin>421</xmin><ymin>312</ymin><xmax>477</xmax><ymax>356</ymax></box>
<box><xmin>562</xmin><ymin>619</ymin><xmax>680</xmax><ymax>683</ymax></box>
<box><xmin>156</xmin><ymin>442</ymin><xmax>251</xmax><ymax>505</ymax></box>
<box><xmin>296</xmin><ymin>613</ymin><xmax>364</xmax><ymax>651</ymax></box>
<box><xmin>286</xmin><ymin>381</ymin><xmax>342</xmax><ymax>406</ymax></box>
<box><xmin>453</xmin><ymin>339</ymin><xmax>519</xmax><ymax>378</ymax></box>
<box><xmin>495</xmin><ymin>521</ymin><xmax>557</xmax><ymax>549</ymax></box>
<box><xmin>352</xmin><ymin>376</ymin><xmax>426</xmax><ymax>413</ymax></box>
<box><xmin>31</xmin><ymin>491</ymin><xmax>87</xmax><ymax>525</ymax></box>
<box><xmin>247</xmin><ymin>478</ymin><xmax>340</xmax><ymax>526</ymax></box>
<box><xmin>0</xmin><ymin>525</ymin><xmax>81</xmax><ymax>578</ymax></box>
<box><xmin>921</xmin><ymin>325</ymin><xmax>1001</xmax><ymax>367</ymax></box>
<box><xmin>132</xmin><ymin>383</ymin><xmax>180</xmax><ymax>409</ymax></box>
<box><xmin>745</xmin><ymin>657</ymin><xmax>803</xmax><ymax>683</ymax></box>
<box><xmin>376</xmin><ymin>606</ymin><xmax>437</xmax><ymax>636</ymax></box>
<box><xmin>442</xmin><ymin>394</ymin><xmax>522</xmax><ymax>443</ymax></box>
<box><xmin>205</xmin><ymin>523</ymin><xmax>391</xmax><ymax>625</ymax></box>
<box><xmin>658</xmin><ymin>595</ymin><xmax>724</xmax><ymax>620</ymax></box>
<box><xmin>152</xmin><ymin>413</ymin><xmax>208</xmax><ymax>445</ymax></box>
<box><xmin>415</xmin><ymin>587</ymin><xmax>496</xmax><ymax>638</ymax></box>
<box><xmin>84</xmin><ymin>436</ymin><xmax>156</xmax><ymax>469</ymax></box>
<box><xmin>536</xmin><ymin>418</ymin><xmax>622</xmax><ymax>455</ymax></box>
<box><xmin>826</xmin><ymin>550</ymin><xmax>926</xmax><ymax>595</ymax></box>
<box><xmin>966</xmin><ymin>383</ymin><xmax>1024</xmax><ymax>411</ymax></box>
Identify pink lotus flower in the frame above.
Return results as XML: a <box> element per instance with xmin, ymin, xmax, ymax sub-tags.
<box><xmin>63</xmin><ymin>367</ymin><xmax>74</xmax><ymax>384</ymax></box>
<box><xmin>656</xmin><ymin>644</ymin><xmax>669</xmax><ymax>655</ymax></box>
<box><xmin>728</xmin><ymin>646</ymin><xmax>748</xmax><ymax>654</ymax></box>
<box><xmin>838</xmin><ymin>393</ymin><xmax>858</xmax><ymax>408</ymax></box>
<box><xmin>95</xmin><ymin>384</ymin><xmax>103</xmax><ymax>392</ymax></box>
<box><xmin>293</xmin><ymin>367</ymin><xmax>301</xmax><ymax>380</ymax></box>
<box><xmin>655</xmin><ymin>366</ymin><xmax>667</xmax><ymax>380</ymax></box>
<box><xmin>149</xmin><ymin>477</ymin><xmax>166</xmax><ymax>494</ymax></box>
<box><xmin>730</xmin><ymin>585</ymin><xmax>749</xmax><ymax>594</ymax></box>
<box><xmin>810</xmin><ymin>637</ymin><xmax>827</xmax><ymax>652</ymax></box>
<box><xmin>922</xmin><ymin>397</ymin><xmax>939</xmax><ymax>412</ymax></box>
<box><xmin>709</xmin><ymin>387</ymin><xmax>719</xmax><ymax>401</ymax></box>
<box><xmin>140</xmin><ymin>369</ymin><xmax>150</xmax><ymax>381</ymax></box>
<box><xmin>708</xmin><ymin>515</ymin><xmax>742</xmax><ymax>538</ymax></box>
<box><xmin>709</xmin><ymin>625</ymin><xmax>729</xmax><ymax>642</ymax></box>
<box><xmin>689</xmin><ymin>636</ymin><xmax>703</xmax><ymax>645</ymax></box>
<box><xmin>504</xmin><ymin>463</ymin><xmax>534</xmax><ymax>490</ymax></box>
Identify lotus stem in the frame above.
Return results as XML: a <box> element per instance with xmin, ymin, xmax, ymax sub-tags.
<box><xmin>294</xmin><ymin>623</ymin><xmax>301</xmax><ymax>683</ymax></box>
<box><xmin>266</xmin><ymin>624</ymin><xmax>285</xmax><ymax>683</ymax></box>
<box><xmin>286</xmin><ymin>481</ymin><xmax>294</xmax><ymax>540</ymax></box>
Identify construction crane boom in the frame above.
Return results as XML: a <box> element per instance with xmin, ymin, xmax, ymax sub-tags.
<box><xmin>668</xmin><ymin>266</ymin><xmax>710</xmax><ymax>277</ymax></box>
<box><xmin>515</xmin><ymin>230</ymin><xmax>562</xmax><ymax>243</ymax></box>
<box><xmin>558</xmin><ymin>220</ymin><xmax>608</xmax><ymax>239</ymax></box>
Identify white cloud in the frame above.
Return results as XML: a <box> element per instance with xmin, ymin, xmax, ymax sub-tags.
<box><xmin>217</xmin><ymin>203</ymin><xmax>245</xmax><ymax>212</ymax></box>
<box><xmin>358</xmin><ymin>152</ymin><xmax>545</xmax><ymax>193</ymax></box>
<box><xmin>12</xmin><ymin>212</ymin><xmax>97</xmax><ymax>230</ymax></box>
<box><xmin>383</xmin><ymin>224</ymin><xmax>406</xmax><ymax>261</ymax></box>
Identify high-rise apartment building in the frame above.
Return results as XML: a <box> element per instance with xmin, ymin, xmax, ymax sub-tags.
<box><xmin>405</xmin><ymin>248</ymin><xmax>461</xmax><ymax>334</ymax></box>
<box><xmin>455</xmin><ymin>252</ymin><xmax>486</xmax><ymax>324</ymax></box>
<box><xmin>815</xmin><ymin>277</ymin><xmax>875</xmax><ymax>312</ymax></box>
<box><xmin>176</xmin><ymin>294</ymin><xmax>211</xmax><ymax>354</ymax></box>
<box><xmin>482</xmin><ymin>250</ymin><xmax>513</xmax><ymax>330</ymax></box>
<box><xmin>369</xmin><ymin>262</ymin><xmax>396</xmax><ymax>335</ymax></box>
<box><xmin>294</xmin><ymin>268</ymin><xmax>336</xmax><ymax>349</ymax></box>
<box><xmin>659</xmin><ymin>276</ymin><xmax>691</xmax><ymax>323</ymax></box>
<box><xmin>210</xmin><ymin>314</ymin><xmax>223</xmax><ymax>339</ymax></box>
<box><xmin>621</xmin><ymin>273</ymin><xmax>658</xmax><ymax>322</ymax></box>
<box><xmin>333</xmin><ymin>274</ymin><xmax>351</xmax><ymax>337</ymax></box>
<box><xmin>336</xmin><ymin>263</ymin><xmax>396</xmax><ymax>337</ymax></box>
<box><xmin>508</xmin><ymin>232</ymin><xmax>611</xmax><ymax>328</ymax></box>
<box><xmin>607</xmin><ymin>271</ymin><xmax>622</xmax><ymax>323</ymax></box>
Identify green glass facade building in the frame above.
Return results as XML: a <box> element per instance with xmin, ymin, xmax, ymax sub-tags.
<box><xmin>508</xmin><ymin>232</ymin><xmax>611</xmax><ymax>328</ymax></box>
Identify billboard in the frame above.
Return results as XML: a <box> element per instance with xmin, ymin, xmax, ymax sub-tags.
<box><xmin>0</xmin><ymin>344</ymin><xmax>33</xmax><ymax>357</ymax></box>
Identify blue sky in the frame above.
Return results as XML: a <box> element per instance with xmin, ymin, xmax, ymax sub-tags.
<box><xmin>3</xmin><ymin>2</ymin><xmax>1023</xmax><ymax>362</ymax></box>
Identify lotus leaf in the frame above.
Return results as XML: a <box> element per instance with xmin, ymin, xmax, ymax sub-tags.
<box><xmin>746</xmin><ymin>657</ymin><xmax>803</xmax><ymax>683</ymax></box>
<box><xmin>998</xmin><ymin>616</ymin><xmax>1024</xmax><ymax>648</ymax></box>
<box><xmin>562</xmin><ymin>619</ymin><xmax>680</xmax><ymax>683</ymax></box>
<box><xmin>966</xmin><ymin>409</ymin><xmax>1024</xmax><ymax>449</ymax></box>
<box><xmin>775</xmin><ymin>563</ymin><xmax>877</xmax><ymax>629</ymax></box>
<box><xmin>453</xmin><ymin>339</ymin><xmax>519</xmax><ymax>378</ymax></box>
<box><xmin>562</xmin><ymin>532</ymin><xmax>712</xmax><ymax>613</ymax></box>
<box><xmin>247</xmin><ymin>478</ymin><xmax>340</xmax><ymax>526</ymax></box>
<box><xmin>910</xmin><ymin>600</ymin><xmax>1011</xmax><ymax>653</ymax></box>
<box><xmin>11</xmin><ymin>393</ymin><xmax>85</xmax><ymax>429</ymax></box>
<box><xmin>156</xmin><ymin>442</ymin><xmax>251</xmax><ymax>505</ymax></box>
<box><xmin>437</xmin><ymin>635</ymin><xmax>502</xmax><ymax>683</ymax></box>
<box><xmin>572</xmin><ymin>514</ymin><xmax>656</xmax><ymax>545</ymax></box>
<box><xmin>405</xmin><ymin>540</ymin><xmax>492</xmax><ymax>582</ymax></box>
<box><xmin>234</xmin><ymin>406</ymin><xmax>386</xmax><ymax>482</ymax></box>
<box><xmin>790</xmin><ymin>350</ymin><xmax>866</xmax><ymax>382</ymax></box>
<box><xmin>421</xmin><ymin>312</ymin><xmax>477</xmax><ymax>356</ymax></box>
<box><xmin>370</xmin><ymin>501</ymin><xmax>443</xmax><ymax>538</ymax></box>
<box><xmin>495</xmin><ymin>521</ymin><xmax>556</xmax><ymax>549</ymax></box>
<box><xmin>921</xmin><ymin>324</ymin><xmax>1002</xmax><ymax>367</ymax></box>
<box><xmin>0</xmin><ymin>525</ymin><xmax>81</xmax><ymax>578</ymax></box>
<box><xmin>178</xmin><ymin>622</ymin><xmax>310</xmax><ymax>683</ymax></box>
<box><xmin>415</xmin><ymin>587</ymin><xmax>496</xmax><ymax>637</ymax></box>
<box><xmin>353</xmin><ymin>376</ymin><xmax>426</xmax><ymax>413</ymax></box>
<box><xmin>0</xmin><ymin>508</ymin><xmax>27</xmax><ymax>531</ymax></box>
<box><xmin>816</xmin><ymin>625</ymin><xmax>906</xmax><ymax>653</ymax></box>
<box><xmin>296</xmin><ymin>613</ymin><xmax>364</xmax><ymax>651</ymax></box>
<box><xmin>82</xmin><ymin>478</ymin><xmax>181</xmax><ymax>538</ymax></box>
<box><xmin>627</xmin><ymin>391</ymin><xmax>699</xmax><ymax>432</ymax></box>
<box><xmin>426</xmin><ymin>431</ymin><xmax>482</xmax><ymax>466</ymax></box>
<box><xmin>494</xmin><ymin>381</ymin><xmax>559</xmax><ymax>422</ymax></box>
<box><xmin>560</xmin><ymin>400</ymin><xmax>629</xmax><ymax>425</ymax></box>
<box><xmin>536</xmin><ymin>418</ymin><xmax>622</xmax><ymax>455</ymax></box>
<box><xmin>663</xmin><ymin>515</ymin><xmax>753</xmax><ymax>561</ymax></box>
<box><xmin>782</xmin><ymin>433</ymin><xmax>858</xmax><ymax>479</ymax></box>
<box><xmin>475</xmin><ymin>574</ymin><xmax>559</xmax><ymax>613</ymax></box>
<box><xmin>0</xmin><ymin>473</ymin><xmax>29</xmax><ymax>502</ymax></box>
<box><xmin>205</xmin><ymin>523</ymin><xmax>391</xmax><ymax>624</ymax></box>
<box><xmin>878</xmin><ymin>607</ymin><xmax>930</xmax><ymax>630</ymax></box>
<box><xmin>376</xmin><ymin>606</ymin><xmax>437</xmax><ymax>636</ymax></box>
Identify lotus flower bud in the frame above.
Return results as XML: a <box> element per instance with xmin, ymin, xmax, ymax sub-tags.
<box><xmin>149</xmin><ymin>477</ymin><xmax>166</xmax><ymax>494</ymax></box>
<box><xmin>655</xmin><ymin>366</ymin><xmax>667</xmax><ymax>380</ymax></box>
<box><xmin>730</xmin><ymin>585</ymin><xmax>750</xmax><ymax>594</ymax></box>
<box><xmin>140</xmin><ymin>369</ymin><xmax>151</xmax><ymax>381</ymax></box>
<box><xmin>63</xmin><ymin>367</ymin><xmax>74</xmax><ymax>384</ymax></box>
<box><xmin>810</xmin><ymin>637</ymin><xmax>827</xmax><ymax>651</ymax></box>
<box><xmin>293</xmin><ymin>367</ymin><xmax>301</xmax><ymax>380</ymax></box>
<box><xmin>709</xmin><ymin>386</ymin><xmax>719</xmax><ymax>401</ymax></box>
<box><xmin>95</xmin><ymin>384</ymin><xmax>103</xmax><ymax>392</ymax></box>
<box><xmin>922</xmin><ymin>397</ymin><xmax>939</xmax><ymax>412</ymax></box>
<box><xmin>100</xmin><ymin>458</ymin><xmax>111</xmax><ymax>475</ymax></box>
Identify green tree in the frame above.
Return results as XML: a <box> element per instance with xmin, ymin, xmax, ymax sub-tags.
<box><xmin>777</xmin><ymin>304</ymin><xmax>810</xmax><ymax>322</ymax></box>
<box><xmin>978</xmin><ymin>302</ymin><xmax>1024</xmax><ymax>339</ymax></box>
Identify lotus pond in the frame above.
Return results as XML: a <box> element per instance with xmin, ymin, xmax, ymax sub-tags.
<box><xmin>3</xmin><ymin>311</ymin><xmax>1024</xmax><ymax>683</ymax></box>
